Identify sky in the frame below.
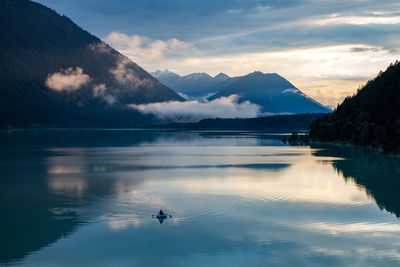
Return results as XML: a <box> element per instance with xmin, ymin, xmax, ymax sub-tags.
<box><xmin>35</xmin><ymin>0</ymin><xmax>400</xmax><ymax>107</ymax></box>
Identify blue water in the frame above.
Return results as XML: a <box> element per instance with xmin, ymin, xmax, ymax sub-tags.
<box><xmin>1</xmin><ymin>130</ymin><xmax>400</xmax><ymax>266</ymax></box>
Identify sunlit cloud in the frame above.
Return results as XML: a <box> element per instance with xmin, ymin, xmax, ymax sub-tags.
<box><xmin>307</xmin><ymin>15</ymin><xmax>400</xmax><ymax>26</ymax></box>
<box><xmin>105</xmin><ymin>32</ymin><xmax>198</xmax><ymax>62</ymax></box>
<box><xmin>46</xmin><ymin>67</ymin><xmax>91</xmax><ymax>92</ymax></box>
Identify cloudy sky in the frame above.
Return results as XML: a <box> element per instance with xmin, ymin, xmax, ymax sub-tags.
<box><xmin>35</xmin><ymin>0</ymin><xmax>400</xmax><ymax>107</ymax></box>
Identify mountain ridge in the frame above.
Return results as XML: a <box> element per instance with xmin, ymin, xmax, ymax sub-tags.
<box><xmin>0</xmin><ymin>0</ymin><xmax>183</xmax><ymax>128</ymax></box>
<box><xmin>151</xmin><ymin>69</ymin><xmax>232</xmax><ymax>99</ymax></box>
<box><xmin>153</xmin><ymin>69</ymin><xmax>330</xmax><ymax>114</ymax></box>
<box><xmin>208</xmin><ymin>71</ymin><xmax>331</xmax><ymax>114</ymax></box>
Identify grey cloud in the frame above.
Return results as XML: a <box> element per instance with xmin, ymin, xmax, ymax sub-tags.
<box><xmin>36</xmin><ymin>0</ymin><xmax>400</xmax><ymax>56</ymax></box>
<box><xmin>195</xmin><ymin>23</ymin><xmax>400</xmax><ymax>56</ymax></box>
<box><xmin>350</xmin><ymin>47</ymin><xmax>376</xmax><ymax>53</ymax></box>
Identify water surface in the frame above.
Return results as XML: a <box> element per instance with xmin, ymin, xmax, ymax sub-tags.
<box><xmin>1</xmin><ymin>130</ymin><xmax>400</xmax><ymax>266</ymax></box>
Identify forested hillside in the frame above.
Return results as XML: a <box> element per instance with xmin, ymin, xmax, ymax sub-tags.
<box><xmin>0</xmin><ymin>0</ymin><xmax>182</xmax><ymax>128</ymax></box>
<box><xmin>310</xmin><ymin>61</ymin><xmax>400</xmax><ymax>154</ymax></box>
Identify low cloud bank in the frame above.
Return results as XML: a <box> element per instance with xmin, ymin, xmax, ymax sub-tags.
<box><xmin>129</xmin><ymin>95</ymin><xmax>261</xmax><ymax>122</ymax></box>
<box><xmin>46</xmin><ymin>67</ymin><xmax>91</xmax><ymax>92</ymax></box>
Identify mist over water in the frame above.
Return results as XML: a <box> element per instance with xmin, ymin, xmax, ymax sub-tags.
<box><xmin>1</xmin><ymin>130</ymin><xmax>400</xmax><ymax>266</ymax></box>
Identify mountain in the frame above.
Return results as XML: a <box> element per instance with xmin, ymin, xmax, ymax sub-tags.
<box><xmin>0</xmin><ymin>0</ymin><xmax>183</xmax><ymax>128</ymax></box>
<box><xmin>152</xmin><ymin>70</ymin><xmax>233</xmax><ymax>99</ymax></box>
<box><xmin>208</xmin><ymin>71</ymin><xmax>331</xmax><ymax>114</ymax></box>
<box><xmin>310</xmin><ymin>61</ymin><xmax>400</xmax><ymax>154</ymax></box>
<box><xmin>153</xmin><ymin>69</ymin><xmax>330</xmax><ymax>114</ymax></box>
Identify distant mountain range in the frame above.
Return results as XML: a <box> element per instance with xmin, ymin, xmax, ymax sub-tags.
<box><xmin>153</xmin><ymin>69</ymin><xmax>331</xmax><ymax>114</ymax></box>
<box><xmin>209</xmin><ymin>71</ymin><xmax>331</xmax><ymax>114</ymax></box>
<box><xmin>310</xmin><ymin>61</ymin><xmax>400</xmax><ymax>154</ymax></box>
<box><xmin>151</xmin><ymin>70</ymin><xmax>233</xmax><ymax>99</ymax></box>
<box><xmin>0</xmin><ymin>0</ymin><xmax>183</xmax><ymax>128</ymax></box>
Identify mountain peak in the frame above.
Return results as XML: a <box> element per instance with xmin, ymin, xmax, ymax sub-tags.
<box><xmin>214</xmin><ymin>73</ymin><xmax>230</xmax><ymax>80</ymax></box>
<box><xmin>248</xmin><ymin>71</ymin><xmax>282</xmax><ymax>78</ymax></box>
<box><xmin>244</xmin><ymin>72</ymin><xmax>290</xmax><ymax>85</ymax></box>
<box><xmin>152</xmin><ymin>69</ymin><xmax>180</xmax><ymax>79</ymax></box>
<box><xmin>250</xmin><ymin>71</ymin><xmax>264</xmax><ymax>75</ymax></box>
<box><xmin>208</xmin><ymin>71</ymin><xmax>331</xmax><ymax>114</ymax></box>
<box><xmin>184</xmin><ymin>72</ymin><xmax>212</xmax><ymax>80</ymax></box>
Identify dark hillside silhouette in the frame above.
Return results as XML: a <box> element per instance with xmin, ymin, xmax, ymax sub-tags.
<box><xmin>0</xmin><ymin>0</ymin><xmax>182</xmax><ymax>128</ymax></box>
<box><xmin>310</xmin><ymin>61</ymin><xmax>400</xmax><ymax>154</ymax></box>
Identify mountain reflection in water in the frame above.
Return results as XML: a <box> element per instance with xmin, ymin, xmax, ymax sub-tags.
<box><xmin>0</xmin><ymin>130</ymin><xmax>399</xmax><ymax>266</ymax></box>
<box><xmin>311</xmin><ymin>143</ymin><xmax>400</xmax><ymax>217</ymax></box>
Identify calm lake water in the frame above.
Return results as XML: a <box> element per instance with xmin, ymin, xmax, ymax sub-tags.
<box><xmin>1</xmin><ymin>129</ymin><xmax>400</xmax><ymax>266</ymax></box>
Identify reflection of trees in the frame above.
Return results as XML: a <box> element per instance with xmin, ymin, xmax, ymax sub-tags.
<box><xmin>0</xmin><ymin>150</ymin><xmax>81</xmax><ymax>262</ymax></box>
<box><xmin>0</xmin><ymin>130</ymin><xmax>222</xmax><ymax>262</ymax></box>
<box><xmin>0</xmin><ymin>130</ymin><xmax>180</xmax><ymax>149</ymax></box>
<box><xmin>0</xmin><ymin>143</ymin><xmax>123</xmax><ymax>262</ymax></box>
<box><xmin>311</xmin><ymin>144</ymin><xmax>400</xmax><ymax>217</ymax></box>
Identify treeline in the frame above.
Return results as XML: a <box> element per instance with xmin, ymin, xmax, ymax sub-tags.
<box><xmin>162</xmin><ymin>113</ymin><xmax>325</xmax><ymax>131</ymax></box>
<box><xmin>310</xmin><ymin>61</ymin><xmax>400</xmax><ymax>154</ymax></box>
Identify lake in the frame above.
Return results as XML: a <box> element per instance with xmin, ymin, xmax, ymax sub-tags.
<box><xmin>1</xmin><ymin>129</ymin><xmax>400</xmax><ymax>266</ymax></box>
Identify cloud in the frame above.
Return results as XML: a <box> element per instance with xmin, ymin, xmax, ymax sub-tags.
<box><xmin>88</xmin><ymin>41</ymin><xmax>112</xmax><ymax>54</ymax></box>
<box><xmin>306</xmin><ymin>15</ymin><xmax>400</xmax><ymax>26</ymax></box>
<box><xmin>177</xmin><ymin>91</ymin><xmax>217</xmax><ymax>101</ymax></box>
<box><xmin>102</xmin><ymin>95</ymin><xmax>117</xmax><ymax>105</ymax></box>
<box><xmin>109</xmin><ymin>55</ymin><xmax>154</xmax><ymax>88</ymax></box>
<box><xmin>350</xmin><ymin>46</ymin><xmax>380</xmax><ymax>53</ymax></box>
<box><xmin>92</xmin><ymin>84</ymin><xmax>117</xmax><ymax>105</ymax></box>
<box><xmin>282</xmin><ymin>88</ymin><xmax>300</xmax><ymax>94</ymax></box>
<box><xmin>105</xmin><ymin>32</ymin><xmax>198</xmax><ymax>63</ymax></box>
<box><xmin>93</xmin><ymin>83</ymin><xmax>107</xmax><ymax>97</ymax></box>
<box><xmin>129</xmin><ymin>95</ymin><xmax>261</xmax><ymax>122</ymax></box>
<box><xmin>46</xmin><ymin>67</ymin><xmax>91</xmax><ymax>92</ymax></box>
